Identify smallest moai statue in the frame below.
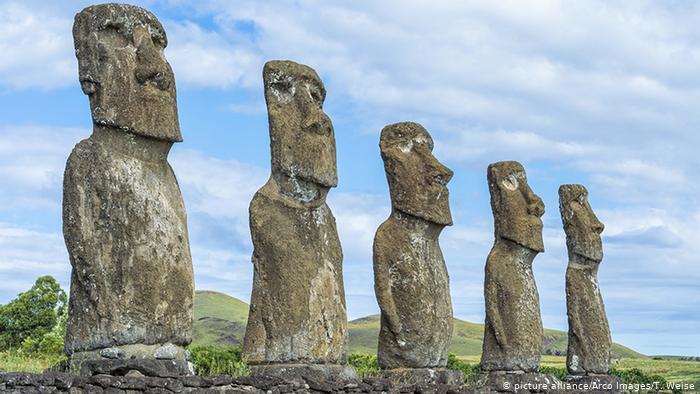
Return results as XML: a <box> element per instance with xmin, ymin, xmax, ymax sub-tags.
<box><xmin>560</xmin><ymin>185</ymin><xmax>621</xmax><ymax>390</ymax></box>
<box><xmin>372</xmin><ymin>122</ymin><xmax>462</xmax><ymax>385</ymax></box>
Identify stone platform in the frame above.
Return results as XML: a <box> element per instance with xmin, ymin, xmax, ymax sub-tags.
<box><xmin>562</xmin><ymin>374</ymin><xmax>623</xmax><ymax>393</ymax></box>
<box><xmin>248</xmin><ymin>363</ymin><xmax>357</xmax><ymax>382</ymax></box>
<box><xmin>66</xmin><ymin>343</ymin><xmax>193</xmax><ymax>377</ymax></box>
<box><xmin>376</xmin><ymin>368</ymin><xmax>464</xmax><ymax>385</ymax></box>
<box><xmin>0</xmin><ymin>370</ymin><xmax>632</xmax><ymax>393</ymax></box>
<box><xmin>470</xmin><ymin>371</ymin><xmax>562</xmax><ymax>393</ymax></box>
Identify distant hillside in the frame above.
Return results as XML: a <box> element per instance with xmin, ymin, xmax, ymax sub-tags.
<box><xmin>192</xmin><ymin>290</ymin><xmax>645</xmax><ymax>359</ymax></box>
<box><xmin>192</xmin><ymin>290</ymin><xmax>248</xmax><ymax>347</ymax></box>
<box><xmin>347</xmin><ymin>314</ymin><xmax>644</xmax><ymax>359</ymax></box>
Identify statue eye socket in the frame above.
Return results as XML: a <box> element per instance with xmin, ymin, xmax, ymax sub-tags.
<box><xmin>270</xmin><ymin>80</ymin><xmax>292</xmax><ymax>93</ymax></box>
<box><xmin>501</xmin><ymin>174</ymin><xmax>519</xmax><ymax>191</ymax></box>
<box><xmin>98</xmin><ymin>26</ymin><xmax>130</xmax><ymax>48</ymax></box>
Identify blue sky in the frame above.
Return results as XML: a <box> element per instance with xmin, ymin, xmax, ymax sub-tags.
<box><xmin>1</xmin><ymin>0</ymin><xmax>699</xmax><ymax>356</ymax></box>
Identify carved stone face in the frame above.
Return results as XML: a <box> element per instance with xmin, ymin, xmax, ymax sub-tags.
<box><xmin>559</xmin><ymin>184</ymin><xmax>604</xmax><ymax>262</ymax></box>
<box><xmin>73</xmin><ymin>4</ymin><xmax>181</xmax><ymax>142</ymax></box>
<box><xmin>380</xmin><ymin>122</ymin><xmax>453</xmax><ymax>225</ymax></box>
<box><xmin>488</xmin><ymin>161</ymin><xmax>545</xmax><ymax>252</ymax></box>
<box><xmin>263</xmin><ymin>60</ymin><xmax>337</xmax><ymax>190</ymax></box>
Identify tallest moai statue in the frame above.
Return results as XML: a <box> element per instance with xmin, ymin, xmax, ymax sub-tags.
<box><xmin>242</xmin><ymin>61</ymin><xmax>353</xmax><ymax>380</ymax></box>
<box><xmin>63</xmin><ymin>3</ymin><xmax>193</xmax><ymax>374</ymax></box>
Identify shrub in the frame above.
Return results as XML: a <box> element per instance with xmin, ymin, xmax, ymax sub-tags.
<box><xmin>539</xmin><ymin>365</ymin><xmax>567</xmax><ymax>380</ymax></box>
<box><xmin>611</xmin><ymin>367</ymin><xmax>666</xmax><ymax>385</ymax></box>
<box><xmin>446</xmin><ymin>353</ymin><xmax>480</xmax><ymax>382</ymax></box>
<box><xmin>347</xmin><ymin>353</ymin><xmax>380</xmax><ymax>373</ymax></box>
<box><xmin>188</xmin><ymin>345</ymin><xmax>249</xmax><ymax>377</ymax></box>
<box><xmin>611</xmin><ymin>367</ymin><xmax>681</xmax><ymax>394</ymax></box>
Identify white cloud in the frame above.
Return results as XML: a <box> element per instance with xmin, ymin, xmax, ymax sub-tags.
<box><xmin>165</xmin><ymin>21</ymin><xmax>261</xmax><ymax>89</ymax></box>
<box><xmin>0</xmin><ymin>125</ymin><xmax>89</xmax><ymax>211</ymax></box>
<box><xmin>0</xmin><ymin>222</ymin><xmax>70</xmax><ymax>298</ymax></box>
<box><xmin>0</xmin><ymin>2</ymin><xmax>76</xmax><ymax>90</ymax></box>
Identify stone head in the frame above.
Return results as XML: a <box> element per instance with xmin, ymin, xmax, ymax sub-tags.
<box><xmin>559</xmin><ymin>184</ymin><xmax>604</xmax><ymax>262</ymax></box>
<box><xmin>73</xmin><ymin>3</ymin><xmax>181</xmax><ymax>142</ymax></box>
<box><xmin>263</xmin><ymin>60</ymin><xmax>337</xmax><ymax>189</ymax></box>
<box><xmin>380</xmin><ymin>122</ymin><xmax>453</xmax><ymax>225</ymax></box>
<box><xmin>487</xmin><ymin>161</ymin><xmax>544</xmax><ymax>252</ymax></box>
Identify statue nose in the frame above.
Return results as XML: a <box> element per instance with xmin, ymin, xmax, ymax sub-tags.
<box><xmin>593</xmin><ymin>220</ymin><xmax>605</xmax><ymax>234</ymax></box>
<box><xmin>302</xmin><ymin>112</ymin><xmax>333</xmax><ymax>136</ymax></box>
<box><xmin>135</xmin><ymin>37</ymin><xmax>170</xmax><ymax>90</ymax></box>
<box><xmin>526</xmin><ymin>192</ymin><xmax>545</xmax><ymax>217</ymax></box>
<box><xmin>433</xmin><ymin>162</ymin><xmax>453</xmax><ymax>186</ymax></box>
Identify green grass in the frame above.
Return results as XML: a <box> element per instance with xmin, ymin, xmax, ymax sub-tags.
<box><xmin>192</xmin><ymin>290</ymin><xmax>249</xmax><ymax>347</ymax></box>
<box><xmin>194</xmin><ymin>291</ymin><xmax>249</xmax><ymax>323</ymax></box>
<box><xmin>615</xmin><ymin>358</ymin><xmax>700</xmax><ymax>388</ymax></box>
<box><xmin>0</xmin><ymin>350</ymin><xmax>65</xmax><ymax>373</ymax></box>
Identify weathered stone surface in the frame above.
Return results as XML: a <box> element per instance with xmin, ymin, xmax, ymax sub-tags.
<box><xmin>100</xmin><ymin>348</ymin><xmax>126</xmax><ymax>360</ymax></box>
<box><xmin>0</xmin><ymin>371</ymin><xmax>481</xmax><ymax>394</ymax></box>
<box><xmin>78</xmin><ymin>358</ymin><xmax>190</xmax><ymax>378</ymax></box>
<box><xmin>471</xmin><ymin>371</ymin><xmax>562</xmax><ymax>393</ymax></box>
<box><xmin>64</xmin><ymin>3</ymin><xmax>193</xmax><ymax>360</ymax></box>
<box><xmin>559</xmin><ymin>185</ymin><xmax>611</xmax><ymax>376</ymax></box>
<box><xmin>247</xmin><ymin>364</ymin><xmax>356</xmax><ymax>383</ymax></box>
<box><xmin>242</xmin><ymin>60</ymin><xmax>348</xmax><ymax>365</ymax></box>
<box><xmin>375</xmin><ymin>368</ymin><xmax>463</xmax><ymax>385</ymax></box>
<box><xmin>373</xmin><ymin>122</ymin><xmax>454</xmax><ymax>369</ymax></box>
<box><xmin>562</xmin><ymin>374</ymin><xmax>623</xmax><ymax>393</ymax></box>
<box><xmin>481</xmin><ymin>161</ymin><xmax>545</xmax><ymax>372</ymax></box>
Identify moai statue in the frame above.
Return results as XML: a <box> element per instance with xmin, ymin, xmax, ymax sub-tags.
<box><xmin>372</xmin><ymin>122</ymin><xmax>462</xmax><ymax>384</ymax></box>
<box><xmin>242</xmin><ymin>60</ymin><xmax>353</xmax><ymax>380</ymax></box>
<box><xmin>559</xmin><ymin>185</ymin><xmax>612</xmax><ymax>376</ymax></box>
<box><xmin>481</xmin><ymin>161</ymin><xmax>545</xmax><ymax>373</ymax></box>
<box><xmin>63</xmin><ymin>4</ymin><xmax>193</xmax><ymax>375</ymax></box>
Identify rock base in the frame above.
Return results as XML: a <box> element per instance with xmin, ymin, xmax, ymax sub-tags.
<box><xmin>471</xmin><ymin>371</ymin><xmax>562</xmax><ymax>393</ymax></box>
<box><xmin>562</xmin><ymin>374</ymin><xmax>623</xmax><ymax>393</ymax></box>
<box><xmin>248</xmin><ymin>363</ymin><xmax>357</xmax><ymax>382</ymax></box>
<box><xmin>0</xmin><ymin>371</ymin><xmax>632</xmax><ymax>393</ymax></box>
<box><xmin>376</xmin><ymin>368</ymin><xmax>464</xmax><ymax>385</ymax></box>
<box><xmin>66</xmin><ymin>344</ymin><xmax>193</xmax><ymax>377</ymax></box>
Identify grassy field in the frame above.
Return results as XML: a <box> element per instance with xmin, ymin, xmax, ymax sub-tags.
<box><xmin>615</xmin><ymin>357</ymin><xmax>700</xmax><ymax>388</ymax></box>
<box><xmin>0</xmin><ymin>350</ymin><xmax>65</xmax><ymax>373</ymax></box>
<box><xmin>192</xmin><ymin>290</ymin><xmax>249</xmax><ymax>347</ymax></box>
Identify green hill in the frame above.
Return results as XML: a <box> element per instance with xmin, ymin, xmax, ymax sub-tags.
<box><xmin>192</xmin><ymin>290</ymin><xmax>644</xmax><ymax>359</ymax></box>
<box><xmin>346</xmin><ymin>314</ymin><xmax>643</xmax><ymax>359</ymax></box>
<box><xmin>192</xmin><ymin>290</ymin><xmax>248</xmax><ymax>346</ymax></box>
